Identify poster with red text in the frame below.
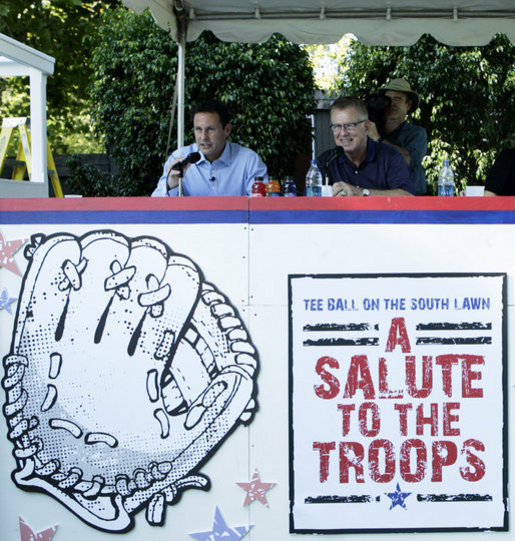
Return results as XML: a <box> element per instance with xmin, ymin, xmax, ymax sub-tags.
<box><xmin>289</xmin><ymin>273</ymin><xmax>507</xmax><ymax>534</ymax></box>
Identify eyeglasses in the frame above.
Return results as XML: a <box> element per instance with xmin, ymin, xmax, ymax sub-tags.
<box><xmin>330</xmin><ymin>120</ymin><xmax>367</xmax><ymax>133</ymax></box>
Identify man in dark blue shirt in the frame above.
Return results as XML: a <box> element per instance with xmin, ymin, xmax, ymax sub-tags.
<box><xmin>484</xmin><ymin>148</ymin><xmax>515</xmax><ymax>196</ymax></box>
<box><xmin>317</xmin><ymin>97</ymin><xmax>414</xmax><ymax>196</ymax></box>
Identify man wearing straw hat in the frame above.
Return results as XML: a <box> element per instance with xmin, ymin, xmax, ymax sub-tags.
<box><xmin>369</xmin><ymin>78</ymin><xmax>427</xmax><ymax>195</ymax></box>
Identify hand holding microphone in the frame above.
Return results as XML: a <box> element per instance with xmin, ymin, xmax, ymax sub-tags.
<box><xmin>167</xmin><ymin>152</ymin><xmax>201</xmax><ymax>189</ymax></box>
<box><xmin>171</xmin><ymin>151</ymin><xmax>201</xmax><ymax>173</ymax></box>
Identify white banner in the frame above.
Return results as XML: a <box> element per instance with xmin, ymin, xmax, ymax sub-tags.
<box><xmin>289</xmin><ymin>274</ymin><xmax>507</xmax><ymax>533</ymax></box>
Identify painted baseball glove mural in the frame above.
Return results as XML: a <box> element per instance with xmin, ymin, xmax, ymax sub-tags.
<box><xmin>2</xmin><ymin>230</ymin><xmax>259</xmax><ymax>532</ymax></box>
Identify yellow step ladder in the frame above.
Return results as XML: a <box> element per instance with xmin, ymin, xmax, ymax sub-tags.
<box><xmin>0</xmin><ymin>117</ymin><xmax>63</xmax><ymax>197</ymax></box>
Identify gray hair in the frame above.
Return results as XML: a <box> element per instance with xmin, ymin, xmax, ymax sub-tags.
<box><xmin>331</xmin><ymin>96</ymin><xmax>368</xmax><ymax>119</ymax></box>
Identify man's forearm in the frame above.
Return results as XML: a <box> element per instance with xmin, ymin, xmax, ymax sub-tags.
<box><xmin>333</xmin><ymin>181</ymin><xmax>413</xmax><ymax>197</ymax></box>
<box><xmin>382</xmin><ymin>139</ymin><xmax>411</xmax><ymax>165</ymax></box>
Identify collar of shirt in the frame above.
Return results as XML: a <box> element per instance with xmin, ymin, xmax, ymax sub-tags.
<box><xmin>195</xmin><ymin>141</ymin><xmax>232</xmax><ymax>168</ymax></box>
<box><xmin>388</xmin><ymin>120</ymin><xmax>408</xmax><ymax>138</ymax></box>
<box><xmin>336</xmin><ymin>138</ymin><xmax>378</xmax><ymax>169</ymax></box>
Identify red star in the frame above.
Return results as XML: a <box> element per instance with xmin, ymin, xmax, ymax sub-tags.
<box><xmin>19</xmin><ymin>516</ymin><xmax>58</xmax><ymax>541</ymax></box>
<box><xmin>237</xmin><ymin>469</ymin><xmax>276</xmax><ymax>507</ymax></box>
<box><xmin>0</xmin><ymin>231</ymin><xmax>26</xmax><ymax>276</ymax></box>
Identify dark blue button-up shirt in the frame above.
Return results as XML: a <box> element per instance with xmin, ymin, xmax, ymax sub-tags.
<box><xmin>317</xmin><ymin>139</ymin><xmax>415</xmax><ymax>194</ymax></box>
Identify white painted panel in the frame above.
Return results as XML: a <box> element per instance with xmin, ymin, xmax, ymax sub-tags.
<box><xmin>0</xmin><ymin>222</ymin><xmax>252</xmax><ymax>540</ymax></box>
<box><xmin>249</xmin><ymin>224</ymin><xmax>515</xmax><ymax>308</ymax></box>
<box><xmin>0</xmin><ymin>218</ymin><xmax>513</xmax><ymax>540</ymax></box>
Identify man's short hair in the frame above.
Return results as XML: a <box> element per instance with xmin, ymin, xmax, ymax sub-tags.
<box><xmin>191</xmin><ymin>99</ymin><xmax>231</xmax><ymax>128</ymax></box>
<box><xmin>331</xmin><ymin>96</ymin><xmax>369</xmax><ymax>119</ymax></box>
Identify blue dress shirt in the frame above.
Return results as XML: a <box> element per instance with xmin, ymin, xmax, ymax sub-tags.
<box><xmin>152</xmin><ymin>141</ymin><xmax>268</xmax><ymax>196</ymax></box>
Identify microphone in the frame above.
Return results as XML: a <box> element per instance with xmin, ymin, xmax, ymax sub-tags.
<box><xmin>326</xmin><ymin>146</ymin><xmax>343</xmax><ymax>168</ymax></box>
<box><xmin>324</xmin><ymin>146</ymin><xmax>343</xmax><ymax>184</ymax></box>
<box><xmin>171</xmin><ymin>151</ymin><xmax>201</xmax><ymax>173</ymax></box>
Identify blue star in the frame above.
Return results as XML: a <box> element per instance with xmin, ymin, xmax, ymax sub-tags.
<box><xmin>190</xmin><ymin>506</ymin><xmax>253</xmax><ymax>540</ymax></box>
<box><xmin>385</xmin><ymin>483</ymin><xmax>412</xmax><ymax>510</ymax></box>
<box><xmin>0</xmin><ymin>288</ymin><xmax>17</xmax><ymax>314</ymax></box>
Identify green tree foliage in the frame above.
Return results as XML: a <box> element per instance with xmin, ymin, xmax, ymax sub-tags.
<box><xmin>0</xmin><ymin>0</ymin><xmax>120</xmax><ymax>153</ymax></box>
<box><xmin>84</xmin><ymin>8</ymin><xmax>178</xmax><ymax>195</ymax></box>
<box><xmin>340</xmin><ymin>34</ymin><xmax>514</xmax><ymax>193</ymax></box>
<box><xmin>86</xmin><ymin>9</ymin><xmax>315</xmax><ymax>196</ymax></box>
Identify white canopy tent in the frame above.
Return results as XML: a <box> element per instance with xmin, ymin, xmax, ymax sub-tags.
<box><xmin>0</xmin><ymin>33</ymin><xmax>55</xmax><ymax>197</ymax></box>
<box><xmin>121</xmin><ymin>0</ymin><xmax>515</xmax><ymax>147</ymax></box>
<box><xmin>123</xmin><ymin>0</ymin><xmax>515</xmax><ymax>46</ymax></box>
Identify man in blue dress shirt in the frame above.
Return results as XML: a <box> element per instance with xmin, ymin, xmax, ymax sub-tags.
<box><xmin>152</xmin><ymin>99</ymin><xmax>268</xmax><ymax>196</ymax></box>
<box><xmin>317</xmin><ymin>97</ymin><xmax>414</xmax><ymax>197</ymax></box>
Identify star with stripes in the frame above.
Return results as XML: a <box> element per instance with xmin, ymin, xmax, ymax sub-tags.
<box><xmin>189</xmin><ymin>507</ymin><xmax>252</xmax><ymax>540</ymax></box>
<box><xmin>0</xmin><ymin>231</ymin><xmax>26</xmax><ymax>276</ymax></box>
<box><xmin>385</xmin><ymin>483</ymin><xmax>412</xmax><ymax>510</ymax></box>
<box><xmin>237</xmin><ymin>469</ymin><xmax>276</xmax><ymax>507</ymax></box>
<box><xmin>19</xmin><ymin>516</ymin><xmax>58</xmax><ymax>541</ymax></box>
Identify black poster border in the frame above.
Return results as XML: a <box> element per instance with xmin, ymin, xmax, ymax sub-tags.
<box><xmin>288</xmin><ymin>272</ymin><xmax>508</xmax><ymax>534</ymax></box>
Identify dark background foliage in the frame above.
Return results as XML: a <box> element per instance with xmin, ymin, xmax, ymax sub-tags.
<box><xmin>0</xmin><ymin>0</ymin><xmax>121</xmax><ymax>152</ymax></box>
<box><xmin>83</xmin><ymin>9</ymin><xmax>315</xmax><ymax>195</ymax></box>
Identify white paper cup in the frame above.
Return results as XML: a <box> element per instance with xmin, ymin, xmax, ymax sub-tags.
<box><xmin>465</xmin><ymin>185</ymin><xmax>485</xmax><ymax>197</ymax></box>
<box><xmin>321</xmin><ymin>185</ymin><xmax>333</xmax><ymax>197</ymax></box>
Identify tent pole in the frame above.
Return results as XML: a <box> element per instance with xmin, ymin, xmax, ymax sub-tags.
<box><xmin>173</xmin><ymin>1</ymin><xmax>188</xmax><ymax>195</ymax></box>
<box><xmin>177</xmin><ymin>35</ymin><xmax>185</xmax><ymax>150</ymax></box>
<box><xmin>177</xmin><ymin>39</ymin><xmax>185</xmax><ymax>196</ymax></box>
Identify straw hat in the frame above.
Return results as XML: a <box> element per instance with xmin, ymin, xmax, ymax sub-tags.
<box><xmin>380</xmin><ymin>78</ymin><xmax>420</xmax><ymax>110</ymax></box>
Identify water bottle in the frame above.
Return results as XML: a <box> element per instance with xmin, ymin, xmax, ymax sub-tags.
<box><xmin>305</xmin><ymin>160</ymin><xmax>323</xmax><ymax>196</ymax></box>
<box><xmin>437</xmin><ymin>159</ymin><xmax>455</xmax><ymax>196</ymax></box>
